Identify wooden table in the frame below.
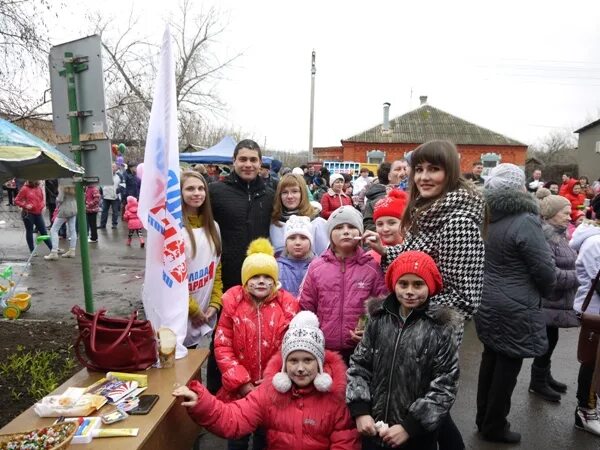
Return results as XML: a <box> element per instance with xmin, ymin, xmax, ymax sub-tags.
<box><xmin>1</xmin><ymin>349</ymin><xmax>209</xmax><ymax>450</ymax></box>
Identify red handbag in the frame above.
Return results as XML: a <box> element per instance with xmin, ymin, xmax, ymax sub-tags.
<box><xmin>71</xmin><ymin>305</ymin><xmax>157</xmax><ymax>372</ymax></box>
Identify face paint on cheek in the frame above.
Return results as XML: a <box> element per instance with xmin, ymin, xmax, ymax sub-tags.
<box><xmin>247</xmin><ymin>278</ymin><xmax>274</xmax><ymax>291</ymax></box>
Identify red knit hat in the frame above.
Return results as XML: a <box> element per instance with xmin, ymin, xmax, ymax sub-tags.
<box><xmin>373</xmin><ymin>190</ymin><xmax>408</xmax><ymax>222</ymax></box>
<box><xmin>385</xmin><ymin>251</ymin><xmax>443</xmax><ymax>296</ymax></box>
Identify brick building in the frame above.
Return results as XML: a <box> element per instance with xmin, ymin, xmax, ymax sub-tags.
<box><xmin>314</xmin><ymin>96</ymin><xmax>527</xmax><ymax>175</ymax></box>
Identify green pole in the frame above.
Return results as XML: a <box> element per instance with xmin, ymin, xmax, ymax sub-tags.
<box><xmin>64</xmin><ymin>51</ymin><xmax>94</xmax><ymax>313</ymax></box>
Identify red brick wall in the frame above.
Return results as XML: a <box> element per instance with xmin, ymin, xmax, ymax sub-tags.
<box><xmin>314</xmin><ymin>142</ymin><xmax>527</xmax><ymax>174</ymax></box>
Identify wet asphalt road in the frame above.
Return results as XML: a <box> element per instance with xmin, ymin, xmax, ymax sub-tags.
<box><xmin>0</xmin><ymin>205</ymin><xmax>598</xmax><ymax>449</ymax></box>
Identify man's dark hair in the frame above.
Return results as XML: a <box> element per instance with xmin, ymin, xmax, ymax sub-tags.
<box><xmin>473</xmin><ymin>161</ymin><xmax>483</xmax><ymax>167</ymax></box>
<box><xmin>300</xmin><ymin>164</ymin><xmax>308</xmax><ymax>170</ymax></box>
<box><xmin>233</xmin><ymin>139</ymin><xmax>262</xmax><ymax>160</ymax></box>
<box><xmin>377</xmin><ymin>162</ymin><xmax>391</xmax><ymax>185</ymax></box>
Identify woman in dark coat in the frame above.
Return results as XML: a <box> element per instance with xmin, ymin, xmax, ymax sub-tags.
<box><xmin>531</xmin><ymin>189</ymin><xmax>579</xmax><ymax>402</ymax></box>
<box><xmin>475</xmin><ymin>164</ymin><xmax>556</xmax><ymax>444</ymax></box>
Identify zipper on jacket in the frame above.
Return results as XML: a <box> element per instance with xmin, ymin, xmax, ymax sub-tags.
<box><xmin>340</xmin><ymin>257</ymin><xmax>346</xmax><ymax>349</ymax></box>
<box><xmin>257</xmin><ymin>303</ymin><xmax>263</xmax><ymax>378</ymax></box>
<box><xmin>383</xmin><ymin>308</ymin><xmax>415</xmax><ymax>423</ymax></box>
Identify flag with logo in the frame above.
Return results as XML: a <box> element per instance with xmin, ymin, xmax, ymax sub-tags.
<box><xmin>138</xmin><ymin>26</ymin><xmax>188</xmax><ymax>359</ymax></box>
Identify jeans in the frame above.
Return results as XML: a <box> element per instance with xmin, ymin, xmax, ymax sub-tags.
<box><xmin>87</xmin><ymin>212</ymin><xmax>98</xmax><ymax>241</ymax></box>
<box><xmin>100</xmin><ymin>198</ymin><xmax>120</xmax><ymax>227</ymax></box>
<box><xmin>533</xmin><ymin>326</ymin><xmax>559</xmax><ymax>368</ymax></box>
<box><xmin>227</xmin><ymin>428</ymin><xmax>267</xmax><ymax>450</ymax></box>
<box><xmin>22</xmin><ymin>213</ymin><xmax>52</xmax><ymax>252</ymax></box>
<box><xmin>577</xmin><ymin>363</ymin><xmax>595</xmax><ymax>409</ymax></box>
<box><xmin>51</xmin><ymin>216</ymin><xmax>77</xmax><ymax>250</ymax></box>
<box><xmin>476</xmin><ymin>345</ymin><xmax>523</xmax><ymax>437</ymax></box>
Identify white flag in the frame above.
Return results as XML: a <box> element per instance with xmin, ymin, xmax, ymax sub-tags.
<box><xmin>138</xmin><ymin>26</ymin><xmax>188</xmax><ymax>359</ymax></box>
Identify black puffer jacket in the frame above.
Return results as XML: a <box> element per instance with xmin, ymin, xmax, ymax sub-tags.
<box><xmin>347</xmin><ymin>295</ymin><xmax>461</xmax><ymax>442</ymax></box>
<box><xmin>209</xmin><ymin>172</ymin><xmax>275</xmax><ymax>290</ymax></box>
<box><xmin>540</xmin><ymin>222</ymin><xmax>579</xmax><ymax>328</ymax></box>
<box><xmin>362</xmin><ymin>183</ymin><xmax>388</xmax><ymax>232</ymax></box>
<box><xmin>474</xmin><ymin>189</ymin><xmax>556</xmax><ymax>358</ymax></box>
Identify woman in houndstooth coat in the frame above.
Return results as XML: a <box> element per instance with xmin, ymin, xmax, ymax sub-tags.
<box><xmin>365</xmin><ymin>140</ymin><xmax>485</xmax><ymax>450</ymax></box>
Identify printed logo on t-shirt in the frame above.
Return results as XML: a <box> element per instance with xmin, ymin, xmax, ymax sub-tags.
<box><xmin>188</xmin><ymin>262</ymin><xmax>215</xmax><ymax>292</ymax></box>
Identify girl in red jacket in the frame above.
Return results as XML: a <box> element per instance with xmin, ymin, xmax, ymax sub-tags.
<box><xmin>320</xmin><ymin>173</ymin><xmax>353</xmax><ymax>219</ymax></box>
<box><xmin>562</xmin><ymin>178</ymin><xmax>586</xmax><ymax>215</ymax></box>
<box><xmin>14</xmin><ymin>180</ymin><xmax>53</xmax><ymax>254</ymax></box>
<box><xmin>211</xmin><ymin>238</ymin><xmax>299</xmax><ymax>449</ymax></box>
<box><xmin>173</xmin><ymin>311</ymin><xmax>360</xmax><ymax>449</ymax></box>
<box><xmin>123</xmin><ymin>195</ymin><xmax>144</xmax><ymax>247</ymax></box>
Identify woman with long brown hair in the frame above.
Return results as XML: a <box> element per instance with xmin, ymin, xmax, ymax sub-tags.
<box><xmin>180</xmin><ymin>170</ymin><xmax>223</xmax><ymax>347</ymax></box>
<box><xmin>270</xmin><ymin>173</ymin><xmax>328</xmax><ymax>257</ymax></box>
<box><xmin>365</xmin><ymin>140</ymin><xmax>486</xmax><ymax>449</ymax></box>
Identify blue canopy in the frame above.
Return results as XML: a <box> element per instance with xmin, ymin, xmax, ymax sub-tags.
<box><xmin>180</xmin><ymin>136</ymin><xmax>273</xmax><ymax>165</ymax></box>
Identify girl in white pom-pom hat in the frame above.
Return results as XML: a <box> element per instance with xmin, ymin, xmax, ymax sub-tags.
<box><xmin>173</xmin><ymin>311</ymin><xmax>360</xmax><ymax>449</ymax></box>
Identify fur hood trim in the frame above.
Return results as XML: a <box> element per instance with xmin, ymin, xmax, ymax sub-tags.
<box><xmin>264</xmin><ymin>350</ymin><xmax>348</xmax><ymax>400</ymax></box>
<box><xmin>485</xmin><ymin>188</ymin><xmax>538</xmax><ymax>221</ymax></box>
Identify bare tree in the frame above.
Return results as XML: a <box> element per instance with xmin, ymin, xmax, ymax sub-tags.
<box><xmin>94</xmin><ymin>0</ymin><xmax>240</xmax><ymax>149</ymax></box>
<box><xmin>528</xmin><ymin>129</ymin><xmax>578</xmax><ymax>164</ymax></box>
<box><xmin>0</xmin><ymin>0</ymin><xmax>56</xmax><ymax>119</ymax></box>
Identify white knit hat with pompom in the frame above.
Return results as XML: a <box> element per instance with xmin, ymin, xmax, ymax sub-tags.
<box><xmin>272</xmin><ymin>311</ymin><xmax>332</xmax><ymax>393</ymax></box>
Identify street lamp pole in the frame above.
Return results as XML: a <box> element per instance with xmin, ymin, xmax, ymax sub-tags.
<box><xmin>308</xmin><ymin>50</ymin><xmax>316</xmax><ymax>162</ymax></box>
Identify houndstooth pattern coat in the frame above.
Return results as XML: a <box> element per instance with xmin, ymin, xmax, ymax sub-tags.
<box><xmin>382</xmin><ymin>188</ymin><xmax>485</xmax><ymax>320</ymax></box>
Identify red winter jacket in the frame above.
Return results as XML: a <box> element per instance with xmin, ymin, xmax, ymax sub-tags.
<box><xmin>85</xmin><ymin>186</ymin><xmax>101</xmax><ymax>213</ymax></box>
<box><xmin>123</xmin><ymin>196</ymin><xmax>143</xmax><ymax>230</ymax></box>
<box><xmin>320</xmin><ymin>191</ymin><xmax>352</xmax><ymax>219</ymax></box>
<box><xmin>186</xmin><ymin>351</ymin><xmax>360</xmax><ymax>449</ymax></box>
<box><xmin>214</xmin><ymin>285</ymin><xmax>299</xmax><ymax>402</ymax></box>
<box><xmin>14</xmin><ymin>184</ymin><xmax>45</xmax><ymax>215</ymax></box>
<box><xmin>562</xmin><ymin>179</ymin><xmax>586</xmax><ymax>215</ymax></box>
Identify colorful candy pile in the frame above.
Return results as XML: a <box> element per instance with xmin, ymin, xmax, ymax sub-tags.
<box><xmin>0</xmin><ymin>422</ymin><xmax>75</xmax><ymax>449</ymax></box>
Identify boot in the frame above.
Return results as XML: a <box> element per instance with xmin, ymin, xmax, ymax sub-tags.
<box><xmin>61</xmin><ymin>249</ymin><xmax>76</xmax><ymax>258</ymax></box>
<box><xmin>140</xmin><ymin>237</ymin><xmax>145</xmax><ymax>248</ymax></box>
<box><xmin>575</xmin><ymin>407</ymin><xmax>600</xmax><ymax>436</ymax></box>
<box><xmin>482</xmin><ymin>423</ymin><xmax>521</xmax><ymax>444</ymax></box>
<box><xmin>127</xmin><ymin>237</ymin><xmax>132</xmax><ymax>246</ymax></box>
<box><xmin>44</xmin><ymin>251</ymin><xmax>58</xmax><ymax>261</ymax></box>
<box><xmin>547</xmin><ymin>363</ymin><xmax>567</xmax><ymax>393</ymax></box>
<box><xmin>529</xmin><ymin>364</ymin><xmax>561</xmax><ymax>402</ymax></box>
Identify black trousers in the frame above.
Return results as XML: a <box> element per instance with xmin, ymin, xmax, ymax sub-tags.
<box><xmin>476</xmin><ymin>345</ymin><xmax>523</xmax><ymax>437</ymax></box>
<box><xmin>533</xmin><ymin>326</ymin><xmax>559</xmax><ymax>368</ymax></box>
<box><xmin>577</xmin><ymin>363</ymin><xmax>595</xmax><ymax>409</ymax></box>
<box><xmin>87</xmin><ymin>212</ymin><xmax>98</xmax><ymax>241</ymax></box>
<box><xmin>361</xmin><ymin>431</ymin><xmax>438</xmax><ymax>450</ymax></box>
<box><xmin>437</xmin><ymin>413</ymin><xmax>464</xmax><ymax>449</ymax></box>
<box><xmin>207</xmin><ymin>310</ymin><xmax>223</xmax><ymax>394</ymax></box>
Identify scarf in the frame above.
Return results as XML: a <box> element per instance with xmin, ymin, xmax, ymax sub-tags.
<box><xmin>280</xmin><ymin>209</ymin><xmax>300</xmax><ymax>223</ymax></box>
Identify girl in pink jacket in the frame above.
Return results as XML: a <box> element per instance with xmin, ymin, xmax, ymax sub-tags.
<box><xmin>123</xmin><ymin>195</ymin><xmax>144</xmax><ymax>248</ymax></box>
<box><xmin>173</xmin><ymin>311</ymin><xmax>360</xmax><ymax>450</ymax></box>
<box><xmin>299</xmin><ymin>206</ymin><xmax>388</xmax><ymax>363</ymax></box>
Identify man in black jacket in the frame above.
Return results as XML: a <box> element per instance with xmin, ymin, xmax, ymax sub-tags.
<box><xmin>207</xmin><ymin>139</ymin><xmax>275</xmax><ymax>394</ymax></box>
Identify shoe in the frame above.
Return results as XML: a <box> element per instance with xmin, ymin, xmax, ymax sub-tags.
<box><xmin>56</xmin><ymin>248</ymin><xmax>65</xmax><ymax>255</ymax></box>
<box><xmin>481</xmin><ymin>429</ymin><xmax>521</xmax><ymax>443</ymax></box>
<box><xmin>62</xmin><ymin>249</ymin><xmax>76</xmax><ymax>258</ymax></box>
<box><xmin>126</xmin><ymin>238</ymin><xmax>132</xmax><ymax>246</ymax></box>
<box><xmin>529</xmin><ymin>364</ymin><xmax>561</xmax><ymax>402</ymax></box>
<box><xmin>44</xmin><ymin>252</ymin><xmax>58</xmax><ymax>261</ymax></box>
<box><xmin>98</xmin><ymin>226</ymin><xmax>106</xmax><ymax>229</ymax></box>
<box><xmin>112</xmin><ymin>225</ymin><xmax>118</xmax><ymax>229</ymax></box>
<box><xmin>88</xmin><ymin>239</ymin><xmax>98</xmax><ymax>243</ymax></box>
<box><xmin>547</xmin><ymin>364</ymin><xmax>567</xmax><ymax>393</ymax></box>
<box><xmin>31</xmin><ymin>251</ymin><xmax>38</xmax><ymax>257</ymax></box>
<box><xmin>575</xmin><ymin>407</ymin><xmax>600</xmax><ymax>436</ymax></box>
<box><xmin>140</xmin><ymin>237</ymin><xmax>145</xmax><ymax>248</ymax></box>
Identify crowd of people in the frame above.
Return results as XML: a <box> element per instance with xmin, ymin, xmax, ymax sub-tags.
<box><xmin>7</xmin><ymin>138</ymin><xmax>600</xmax><ymax>449</ymax></box>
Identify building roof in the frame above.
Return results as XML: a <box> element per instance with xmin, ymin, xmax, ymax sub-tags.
<box><xmin>344</xmin><ymin>103</ymin><xmax>526</xmax><ymax>146</ymax></box>
<box><xmin>574</xmin><ymin>117</ymin><xmax>600</xmax><ymax>134</ymax></box>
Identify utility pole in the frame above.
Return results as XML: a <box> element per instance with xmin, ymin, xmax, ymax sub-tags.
<box><xmin>308</xmin><ymin>50</ymin><xmax>316</xmax><ymax>161</ymax></box>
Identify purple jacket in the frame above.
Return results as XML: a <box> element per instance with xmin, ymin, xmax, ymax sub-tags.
<box><xmin>299</xmin><ymin>247</ymin><xmax>388</xmax><ymax>351</ymax></box>
<box><xmin>277</xmin><ymin>255</ymin><xmax>312</xmax><ymax>298</ymax></box>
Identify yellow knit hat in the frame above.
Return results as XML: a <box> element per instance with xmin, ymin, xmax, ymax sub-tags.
<box><xmin>241</xmin><ymin>238</ymin><xmax>279</xmax><ymax>286</ymax></box>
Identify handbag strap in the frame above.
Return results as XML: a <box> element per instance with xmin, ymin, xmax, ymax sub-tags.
<box><xmin>582</xmin><ymin>268</ymin><xmax>600</xmax><ymax>313</ymax></box>
<box><xmin>89</xmin><ymin>310</ymin><xmax>136</xmax><ymax>354</ymax></box>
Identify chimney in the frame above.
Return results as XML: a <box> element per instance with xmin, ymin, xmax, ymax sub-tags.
<box><xmin>383</xmin><ymin>102</ymin><xmax>391</xmax><ymax>132</ymax></box>
<box><xmin>419</xmin><ymin>95</ymin><xmax>428</xmax><ymax>106</ymax></box>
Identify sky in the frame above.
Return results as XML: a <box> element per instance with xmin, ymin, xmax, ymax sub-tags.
<box><xmin>52</xmin><ymin>0</ymin><xmax>600</xmax><ymax>152</ymax></box>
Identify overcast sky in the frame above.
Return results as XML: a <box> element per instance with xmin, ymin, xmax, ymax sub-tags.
<box><xmin>56</xmin><ymin>0</ymin><xmax>600</xmax><ymax>151</ymax></box>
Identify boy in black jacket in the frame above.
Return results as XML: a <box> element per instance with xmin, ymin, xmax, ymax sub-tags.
<box><xmin>346</xmin><ymin>251</ymin><xmax>462</xmax><ymax>450</ymax></box>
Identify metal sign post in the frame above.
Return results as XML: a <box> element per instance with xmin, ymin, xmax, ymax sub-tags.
<box><xmin>63</xmin><ymin>52</ymin><xmax>94</xmax><ymax>313</ymax></box>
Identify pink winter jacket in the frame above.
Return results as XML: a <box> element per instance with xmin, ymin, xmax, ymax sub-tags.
<box><xmin>186</xmin><ymin>351</ymin><xmax>360</xmax><ymax>449</ymax></box>
<box><xmin>299</xmin><ymin>247</ymin><xmax>388</xmax><ymax>351</ymax></box>
<box><xmin>123</xmin><ymin>196</ymin><xmax>143</xmax><ymax>230</ymax></box>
